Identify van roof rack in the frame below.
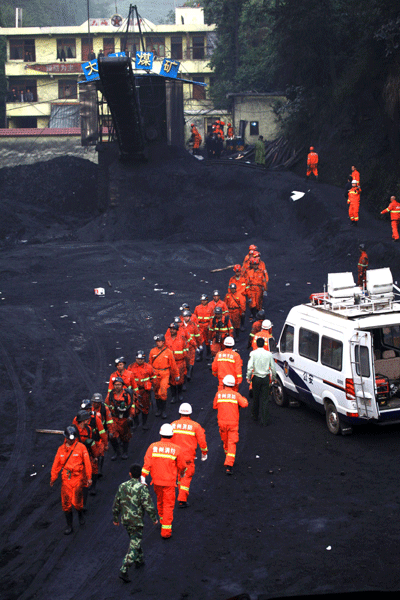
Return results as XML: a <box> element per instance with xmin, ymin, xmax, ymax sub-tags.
<box><xmin>309</xmin><ymin>268</ymin><xmax>400</xmax><ymax>316</ymax></box>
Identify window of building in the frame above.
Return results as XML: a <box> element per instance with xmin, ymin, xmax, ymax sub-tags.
<box><xmin>171</xmin><ymin>36</ymin><xmax>182</xmax><ymax>60</ymax></box>
<box><xmin>103</xmin><ymin>38</ymin><xmax>115</xmax><ymax>56</ymax></box>
<box><xmin>81</xmin><ymin>41</ymin><xmax>95</xmax><ymax>62</ymax></box>
<box><xmin>7</xmin><ymin>80</ymin><xmax>37</xmax><ymax>103</ymax></box>
<box><xmin>10</xmin><ymin>39</ymin><xmax>36</xmax><ymax>62</ymax></box>
<box><xmin>299</xmin><ymin>328</ymin><xmax>319</xmax><ymax>362</ymax></box>
<box><xmin>57</xmin><ymin>39</ymin><xmax>76</xmax><ymax>60</ymax></box>
<box><xmin>321</xmin><ymin>336</ymin><xmax>343</xmax><ymax>371</ymax></box>
<box><xmin>146</xmin><ymin>37</ymin><xmax>165</xmax><ymax>59</ymax></box>
<box><xmin>280</xmin><ymin>324</ymin><xmax>294</xmax><ymax>354</ymax></box>
<box><xmin>193</xmin><ymin>77</ymin><xmax>206</xmax><ymax>100</ymax></box>
<box><xmin>58</xmin><ymin>80</ymin><xmax>78</xmax><ymax>100</ymax></box>
<box><xmin>122</xmin><ymin>36</ymin><xmax>141</xmax><ymax>57</ymax></box>
<box><xmin>192</xmin><ymin>36</ymin><xmax>204</xmax><ymax>60</ymax></box>
<box><xmin>250</xmin><ymin>121</ymin><xmax>259</xmax><ymax>136</ymax></box>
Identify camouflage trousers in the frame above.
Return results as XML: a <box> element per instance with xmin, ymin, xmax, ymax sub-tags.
<box><xmin>120</xmin><ymin>525</ymin><xmax>144</xmax><ymax>573</ymax></box>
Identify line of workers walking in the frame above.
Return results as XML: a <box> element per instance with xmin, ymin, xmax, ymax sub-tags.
<box><xmin>50</xmin><ymin>244</ymin><xmax>277</xmax><ymax>581</ymax></box>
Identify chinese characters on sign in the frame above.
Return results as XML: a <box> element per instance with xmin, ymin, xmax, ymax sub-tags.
<box><xmin>135</xmin><ymin>51</ymin><xmax>153</xmax><ymax>70</ymax></box>
<box><xmin>82</xmin><ymin>60</ymin><xmax>100</xmax><ymax>81</ymax></box>
<box><xmin>160</xmin><ymin>58</ymin><xmax>180</xmax><ymax>78</ymax></box>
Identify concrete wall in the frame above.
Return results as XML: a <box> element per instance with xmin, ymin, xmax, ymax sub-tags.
<box><xmin>232</xmin><ymin>95</ymin><xmax>285</xmax><ymax>143</ymax></box>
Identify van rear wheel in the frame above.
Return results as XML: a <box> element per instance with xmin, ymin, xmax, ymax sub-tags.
<box><xmin>273</xmin><ymin>378</ymin><xmax>288</xmax><ymax>407</ymax></box>
<box><xmin>325</xmin><ymin>402</ymin><xmax>340</xmax><ymax>435</ymax></box>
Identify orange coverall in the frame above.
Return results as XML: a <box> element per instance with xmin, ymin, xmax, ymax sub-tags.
<box><xmin>251</xmin><ymin>329</ymin><xmax>273</xmax><ymax>351</ymax></box>
<box><xmin>228</xmin><ymin>274</ymin><xmax>248</xmax><ymax>298</ymax></box>
<box><xmin>212</xmin><ymin>348</ymin><xmax>243</xmax><ymax>390</ymax></box>
<box><xmin>171</xmin><ymin>416</ymin><xmax>208</xmax><ymax>502</ymax></box>
<box><xmin>208</xmin><ymin>315</ymin><xmax>234</xmax><ymax>357</ymax></box>
<box><xmin>127</xmin><ymin>362</ymin><xmax>156</xmax><ymax>414</ymax></box>
<box><xmin>357</xmin><ymin>250</ymin><xmax>369</xmax><ymax>288</ymax></box>
<box><xmin>307</xmin><ymin>151</ymin><xmax>318</xmax><ymax>177</ymax></box>
<box><xmin>248</xmin><ymin>319</ymin><xmax>263</xmax><ymax>348</ymax></box>
<box><xmin>381</xmin><ymin>198</ymin><xmax>400</xmax><ymax>240</ymax></box>
<box><xmin>224</xmin><ymin>289</ymin><xmax>247</xmax><ymax>329</ymax></box>
<box><xmin>105</xmin><ymin>389</ymin><xmax>136</xmax><ymax>441</ymax></box>
<box><xmin>50</xmin><ymin>440</ymin><xmax>92</xmax><ymax>511</ymax></box>
<box><xmin>351</xmin><ymin>168</ymin><xmax>360</xmax><ymax>183</ymax></box>
<box><xmin>108</xmin><ymin>368</ymin><xmax>132</xmax><ymax>392</ymax></box>
<box><xmin>213</xmin><ymin>387</ymin><xmax>248</xmax><ymax>467</ymax></box>
<box><xmin>227</xmin><ymin>125</ymin><xmax>234</xmax><ymax>139</ymax></box>
<box><xmin>193</xmin><ymin>303</ymin><xmax>213</xmax><ymax>346</ymax></box>
<box><xmin>149</xmin><ymin>344</ymin><xmax>179</xmax><ymax>401</ymax></box>
<box><xmin>246</xmin><ymin>267</ymin><xmax>268</xmax><ymax>311</ymax></box>
<box><xmin>208</xmin><ymin>298</ymin><xmax>229</xmax><ymax>316</ymax></box>
<box><xmin>348</xmin><ymin>185</ymin><xmax>361</xmax><ymax>222</ymax></box>
<box><xmin>191</xmin><ymin>127</ymin><xmax>202</xmax><ymax>149</ymax></box>
<box><xmin>180</xmin><ymin>318</ymin><xmax>200</xmax><ymax>366</ymax></box>
<box><xmin>165</xmin><ymin>332</ymin><xmax>188</xmax><ymax>385</ymax></box>
<box><xmin>142</xmin><ymin>438</ymin><xmax>186</xmax><ymax>537</ymax></box>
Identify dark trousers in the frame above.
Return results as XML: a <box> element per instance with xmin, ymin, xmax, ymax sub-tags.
<box><xmin>252</xmin><ymin>375</ymin><xmax>270</xmax><ymax>425</ymax></box>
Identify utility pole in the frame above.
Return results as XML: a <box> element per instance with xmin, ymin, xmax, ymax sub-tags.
<box><xmin>87</xmin><ymin>0</ymin><xmax>91</xmax><ymax>58</ymax></box>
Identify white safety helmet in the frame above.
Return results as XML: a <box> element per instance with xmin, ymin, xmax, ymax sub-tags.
<box><xmin>262</xmin><ymin>319</ymin><xmax>272</xmax><ymax>329</ymax></box>
<box><xmin>223</xmin><ymin>374</ymin><xmax>236</xmax><ymax>387</ymax></box>
<box><xmin>352</xmin><ymin>180</ymin><xmax>358</xmax><ymax>184</ymax></box>
<box><xmin>179</xmin><ymin>403</ymin><xmax>192</xmax><ymax>415</ymax></box>
<box><xmin>224</xmin><ymin>336</ymin><xmax>235</xmax><ymax>347</ymax></box>
<box><xmin>159</xmin><ymin>423</ymin><xmax>174</xmax><ymax>437</ymax></box>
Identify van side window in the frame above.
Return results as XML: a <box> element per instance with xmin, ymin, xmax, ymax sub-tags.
<box><xmin>280</xmin><ymin>324</ymin><xmax>294</xmax><ymax>353</ymax></box>
<box><xmin>382</xmin><ymin>325</ymin><xmax>400</xmax><ymax>350</ymax></box>
<box><xmin>299</xmin><ymin>328</ymin><xmax>319</xmax><ymax>361</ymax></box>
<box><xmin>355</xmin><ymin>345</ymin><xmax>370</xmax><ymax>378</ymax></box>
<box><xmin>321</xmin><ymin>336</ymin><xmax>343</xmax><ymax>371</ymax></box>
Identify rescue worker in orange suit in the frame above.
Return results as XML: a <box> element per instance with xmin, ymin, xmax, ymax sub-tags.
<box><xmin>50</xmin><ymin>424</ymin><xmax>92</xmax><ymax>535</ymax></box>
<box><xmin>90</xmin><ymin>392</ymin><xmax>114</xmax><ymax>476</ymax></box>
<box><xmin>212</xmin><ymin>336</ymin><xmax>243</xmax><ymax>391</ymax></box>
<box><xmin>347</xmin><ymin>180</ymin><xmax>361</xmax><ymax>225</ymax></box>
<box><xmin>193</xmin><ymin>294</ymin><xmax>213</xmax><ymax>362</ymax></box>
<box><xmin>229</xmin><ymin>265</ymin><xmax>248</xmax><ymax>331</ymax></box>
<box><xmin>127</xmin><ymin>351</ymin><xmax>156</xmax><ymax>431</ymax></box>
<box><xmin>165</xmin><ymin>323</ymin><xmax>188</xmax><ymax>404</ymax></box>
<box><xmin>149</xmin><ymin>334</ymin><xmax>179</xmax><ymax>419</ymax></box>
<box><xmin>246</xmin><ymin>257</ymin><xmax>268</xmax><ymax>320</ymax></box>
<box><xmin>213</xmin><ymin>374</ymin><xmax>248</xmax><ymax>475</ymax></box>
<box><xmin>208</xmin><ymin>289</ymin><xmax>229</xmax><ymax>316</ymax></box>
<box><xmin>225</xmin><ymin>282</ymin><xmax>247</xmax><ymax>340</ymax></box>
<box><xmin>78</xmin><ymin>400</ymin><xmax>108</xmax><ymax>495</ymax></box>
<box><xmin>227</xmin><ymin>123</ymin><xmax>234</xmax><ymax>139</ymax></box>
<box><xmin>357</xmin><ymin>244</ymin><xmax>369</xmax><ymax>288</ymax></box>
<box><xmin>306</xmin><ymin>146</ymin><xmax>318</xmax><ymax>181</ymax></box>
<box><xmin>72</xmin><ymin>410</ymin><xmax>101</xmax><ymax>506</ymax></box>
<box><xmin>252</xmin><ymin>250</ymin><xmax>268</xmax><ymax>277</ymax></box>
<box><xmin>241</xmin><ymin>244</ymin><xmax>258</xmax><ymax>278</ymax></box>
<box><xmin>381</xmin><ymin>195</ymin><xmax>400</xmax><ymax>242</ymax></box>
<box><xmin>190</xmin><ymin>124</ymin><xmax>202</xmax><ymax>155</ymax></box>
<box><xmin>351</xmin><ymin>166</ymin><xmax>360</xmax><ymax>184</ymax></box>
<box><xmin>108</xmin><ymin>357</ymin><xmax>132</xmax><ymax>394</ymax></box>
<box><xmin>106</xmin><ymin>377</ymin><xmax>136</xmax><ymax>461</ymax></box>
<box><xmin>141</xmin><ymin>423</ymin><xmax>186</xmax><ymax>538</ymax></box>
<box><xmin>180</xmin><ymin>309</ymin><xmax>200</xmax><ymax>380</ymax></box>
<box><xmin>171</xmin><ymin>403</ymin><xmax>208</xmax><ymax>508</ymax></box>
<box><xmin>247</xmin><ymin>309</ymin><xmax>266</xmax><ymax>349</ymax></box>
<box><xmin>251</xmin><ymin>319</ymin><xmax>275</xmax><ymax>352</ymax></box>
<box><xmin>208</xmin><ymin>306</ymin><xmax>234</xmax><ymax>361</ymax></box>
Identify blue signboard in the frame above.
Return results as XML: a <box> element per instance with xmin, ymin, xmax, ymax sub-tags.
<box><xmin>82</xmin><ymin>60</ymin><xmax>100</xmax><ymax>81</ymax></box>
<box><xmin>108</xmin><ymin>52</ymin><xmax>126</xmax><ymax>58</ymax></box>
<box><xmin>135</xmin><ymin>51</ymin><xmax>153</xmax><ymax>70</ymax></box>
<box><xmin>159</xmin><ymin>59</ymin><xmax>180</xmax><ymax>78</ymax></box>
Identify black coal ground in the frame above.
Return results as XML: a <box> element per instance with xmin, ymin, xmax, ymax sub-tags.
<box><xmin>1</xmin><ymin>151</ymin><xmax>400</xmax><ymax>600</ymax></box>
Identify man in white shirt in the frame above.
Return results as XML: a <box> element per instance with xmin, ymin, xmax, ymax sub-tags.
<box><xmin>246</xmin><ymin>337</ymin><xmax>276</xmax><ymax>425</ymax></box>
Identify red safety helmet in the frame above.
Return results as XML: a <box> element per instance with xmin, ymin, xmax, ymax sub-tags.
<box><xmin>310</xmin><ymin>146</ymin><xmax>314</xmax><ymax>151</ymax></box>
<box><xmin>249</xmin><ymin>244</ymin><xmax>257</xmax><ymax>251</ymax></box>
<box><xmin>233</xmin><ymin>264</ymin><xmax>241</xmax><ymax>273</ymax></box>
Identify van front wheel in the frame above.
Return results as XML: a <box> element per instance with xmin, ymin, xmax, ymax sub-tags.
<box><xmin>325</xmin><ymin>402</ymin><xmax>340</xmax><ymax>435</ymax></box>
<box><xmin>272</xmin><ymin>378</ymin><xmax>288</xmax><ymax>407</ymax></box>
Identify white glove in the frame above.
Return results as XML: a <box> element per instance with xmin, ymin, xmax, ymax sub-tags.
<box><xmin>201</xmin><ymin>454</ymin><xmax>208</xmax><ymax>462</ymax></box>
<box><xmin>140</xmin><ymin>476</ymin><xmax>147</xmax><ymax>485</ymax></box>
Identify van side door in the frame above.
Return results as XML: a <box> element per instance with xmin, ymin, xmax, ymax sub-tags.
<box><xmin>350</xmin><ymin>331</ymin><xmax>379</xmax><ymax>419</ymax></box>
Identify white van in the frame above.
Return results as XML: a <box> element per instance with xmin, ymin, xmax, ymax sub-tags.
<box><xmin>273</xmin><ymin>268</ymin><xmax>400</xmax><ymax>434</ymax></box>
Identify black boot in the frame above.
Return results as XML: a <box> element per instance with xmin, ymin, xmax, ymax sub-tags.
<box><xmin>90</xmin><ymin>474</ymin><xmax>98</xmax><ymax>496</ymax></box>
<box><xmin>170</xmin><ymin>385</ymin><xmax>177</xmax><ymax>404</ymax></box>
<box><xmin>161</xmin><ymin>401</ymin><xmax>167</xmax><ymax>419</ymax></box>
<box><xmin>121</xmin><ymin>441</ymin><xmax>129</xmax><ymax>460</ymax></box>
<box><xmin>78</xmin><ymin>510</ymin><xmax>85</xmax><ymax>526</ymax></box>
<box><xmin>235</xmin><ymin>328</ymin><xmax>240</xmax><ymax>341</ymax></box>
<box><xmin>154</xmin><ymin>399</ymin><xmax>162</xmax><ymax>417</ymax></box>
<box><xmin>110</xmin><ymin>437</ymin><xmax>120</xmax><ymax>461</ymax></box>
<box><xmin>250</xmin><ymin>307</ymin><xmax>257</xmax><ymax>321</ymax></box>
<box><xmin>132</xmin><ymin>415</ymin><xmax>139</xmax><ymax>430</ymax></box>
<box><xmin>82</xmin><ymin>486</ymin><xmax>89</xmax><ymax>512</ymax></box>
<box><xmin>64</xmin><ymin>511</ymin><xmax>73</xmax><ymax>535</ymax></box>
<box><xmin>240</xmin><ymin>314</ymin><xmax>245</xmax><ymax>332</ymax></box>
<box><xmin>97</xmin><ymin>456</ymin><xmax>104</xmax><ymax>478</ymax></box>
<box><xmin>186</xmin><ymin>365</ymin><xmax>193</xmax><ymax>381</ymax></box>
<box><xmin>177</xmin><ymin>385</ymin><xmax>184</xmax><ymax>402</ymax></box>
<box><xmin>142</xmin><ymin>412</ymin><xmax>149</xmax><ymax>430</ymax></box>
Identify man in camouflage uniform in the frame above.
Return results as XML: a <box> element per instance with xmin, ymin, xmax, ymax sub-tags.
<box><xmin>112</xmin><ymin>464</ymin><xmax>158</xmax><ymax>582</ymax></box>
